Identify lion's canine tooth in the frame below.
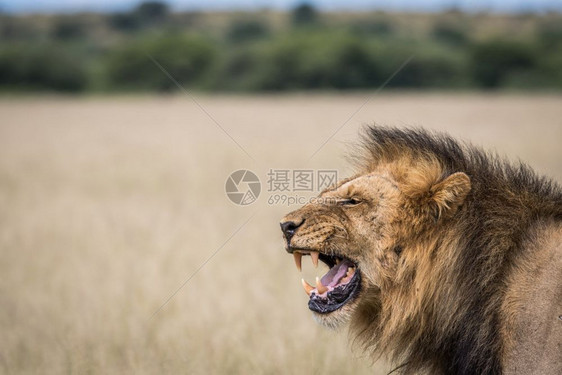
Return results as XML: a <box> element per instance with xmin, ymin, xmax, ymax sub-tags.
<box><xmin>316</xmin><ymin>276</ymin><xmax>328</xmax><ymax>294</ymax></box>
<box><xmin>301</xmin><ymin>278</ymin><xmax>314</xmax><ymax>296</ymax></box>
<box><xmin>311</xmin><ymin>251</ymin><xmax>319</xmax><ymax>268</ymax></box>
<box><xmin>293</xmin><ymin>252</ymin><xmax>302</xmax><ymax>272</ymax></box>
<box><xmin>336</xmin><ymin>258</ymin><xmax>340</xmax><ymax>265</ymax></box>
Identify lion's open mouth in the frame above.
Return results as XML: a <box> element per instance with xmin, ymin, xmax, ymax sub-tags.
<box><xmin>292</xmin><ymin>250</ymin><xmax>361</xmax><ymax>314</ymax></box>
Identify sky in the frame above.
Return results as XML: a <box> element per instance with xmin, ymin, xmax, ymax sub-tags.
<box><xmin>1</xmin><ymin>0</ymin><xmax>561</xmax><ymax>13</ymax></box>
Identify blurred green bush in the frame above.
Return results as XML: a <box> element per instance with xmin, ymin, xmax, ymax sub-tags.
<box><xmin>249</xmin><ymin>32</ymin><xmax>382</xmax><ymax>90</ymax></box>
<box><xmin>104</xmin><ymin>34</ymin><xmax>216</xmax><ymax>91</ymax></box>
<box><xmin>0</xmin><ymin>43</ymin><xmax>87</xmax><ymax>91</ymax></box>
<box><xmin>431</xmin><ymin>21</ymin><xmax>469</xmax><ymax>45</ymax></box>
<box><xmin>470</xmin><ymin>40</ymin><xmax>536</xmax><ymax>88</ymax></box>
<box><xmin>226</xmin><ymin>19</ymin><xmax>270</xmax><ymax>43</ymax></box>
<box><xmin>292</xmin><ymin>3</ymin><xmax>319</xmax><ymax>27</ymax></box>
<box><xmin>0</xmin><ymin>2</ymin><xmax>561</xmax><ymax>93</ymax></box>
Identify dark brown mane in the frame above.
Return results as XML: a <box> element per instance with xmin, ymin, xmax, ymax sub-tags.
<box><xmin>360</xmin><ymin>126</ymin><xmax>562</xmax><ymax>210</ymax></box>
<box><xmin>352</xmin><ymin>126</ymin><xmax>562</xmax><ymax>374</ymax></box>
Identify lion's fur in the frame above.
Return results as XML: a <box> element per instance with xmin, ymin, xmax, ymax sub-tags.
<box><xmin>350</xmin><ymin>127</ymin><xmax>562</xmax><ymax>374</ymax></box>
<box><xmin>282</xmin><ymin>127</ymin><xmax>562</xmax><ymax>374</ymax></box>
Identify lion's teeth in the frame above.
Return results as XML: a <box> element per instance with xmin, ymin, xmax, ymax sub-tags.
<box><xmin>316</xmin><ymin>276</ymin><xmax>328</xmax><ymax>294</ymax></box>
<box><xmin>311</xmin><ymin>251</ymin><xmax>319</xmax><ymax>268</ymax></box>
<box><xmin>301</xmin><ymin>278</ymin><xmax>314</xmax><ymax>296</ymax></box>
<box><xmin>293</xmin><ymin>252</ymin><xmax>302</xmax><ymax>272</ymax></box>
<box><xmin>336</xmin><ymin>258</ymin><xmax>340</xmax><ymax>265</ymax></box>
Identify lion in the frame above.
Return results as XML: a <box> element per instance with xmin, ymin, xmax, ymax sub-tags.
<box><xmin>280</xmin><ymin>127</ymin><xmax>562</xmax><ymax>374</ymax></box>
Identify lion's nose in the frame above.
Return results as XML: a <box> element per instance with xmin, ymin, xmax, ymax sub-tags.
<box><xmin>280</xmin><ymin>219</ymin><xmax>304</xmax><ymax>244</ymax></box>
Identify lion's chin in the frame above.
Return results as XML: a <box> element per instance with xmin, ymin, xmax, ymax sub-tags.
<box><xmin>312</xmin><ymin>298</ymin><xmax>360</xmax><ymax>330</ymax></box>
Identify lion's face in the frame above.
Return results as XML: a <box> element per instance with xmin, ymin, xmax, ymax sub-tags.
<box><xmin>281</xmin><ymin>159</ymin><xmax>471</xmax><ymax>329</ymax></box>
<box><xmin>280</xmin><ymin>171</ymin><xmax>406</xmax><ymax>328</ymax></box>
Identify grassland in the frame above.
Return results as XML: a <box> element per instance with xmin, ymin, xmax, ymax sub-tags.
<box><xmin>1</xmin><ymin>93</ymin><xmax>561</xmax><ymax>374</ymax></box>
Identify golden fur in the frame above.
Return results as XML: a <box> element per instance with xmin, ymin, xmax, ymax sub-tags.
<box><xmin>281</xmin><ymin>127</ymin><xmax>562</xmax><ymax>374</ymax></box>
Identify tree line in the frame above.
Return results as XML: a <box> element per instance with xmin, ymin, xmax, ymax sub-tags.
<box><xmin>0</xmin><ymin>2</ymin><xmax>561</xmax><ymax>92</ymax></box>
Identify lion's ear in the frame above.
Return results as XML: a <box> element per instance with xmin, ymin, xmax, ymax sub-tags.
<box><xmin>430</xmin><ymin>172</ymin><xmax>471</xmax><ymax>221</ymax></box>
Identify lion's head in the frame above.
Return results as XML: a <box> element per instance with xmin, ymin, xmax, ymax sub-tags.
<box><xmin>280</xmin><ymin>127</ymin><xmax>562</xmax><ymax>374</ymax></box>
<box><xmin>280</xmin><ymin>131</ymin><xmax>471</xmax><ymax>330</ymax></box>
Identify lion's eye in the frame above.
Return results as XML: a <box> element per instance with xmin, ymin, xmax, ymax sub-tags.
<box><xmin>338</xmin><ymin>198</ymin><xmax>361</xmax><ymax>206</ymax></box>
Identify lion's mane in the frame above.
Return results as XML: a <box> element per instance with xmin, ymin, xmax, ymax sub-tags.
<box><xmin>351</xmin><ymin>127</ymin><xmax>562</xmax><ymax>374</ymax></box>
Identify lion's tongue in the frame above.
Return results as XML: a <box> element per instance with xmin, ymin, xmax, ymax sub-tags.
<box><xmin>321</xmin><ymin>259</ymin><xmax>354</xmax><ymax>287</ymax></box>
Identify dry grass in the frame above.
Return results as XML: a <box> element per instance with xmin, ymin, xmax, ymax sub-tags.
<box><xmin>1</xmin><ymin>93</ymin><xmax>561</xmax><ymax>374</ymax></box>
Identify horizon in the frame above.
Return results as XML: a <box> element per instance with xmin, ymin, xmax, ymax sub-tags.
<box><xmin>1</xmin><ymin>0</ymin><xmax>562</xmax><ymax>14</ymax></box>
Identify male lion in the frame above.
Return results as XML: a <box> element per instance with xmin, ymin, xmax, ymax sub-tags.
<box><xmin>280</xmin><ymin>127</ymin><xmax>562</xmax><ymax>374</ymax></box>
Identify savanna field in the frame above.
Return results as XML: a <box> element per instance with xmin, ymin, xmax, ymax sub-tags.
<box><xmin>1</xmin><ymin>93</ymin><xmax>562</xmax><ymax>374</ymax></box>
